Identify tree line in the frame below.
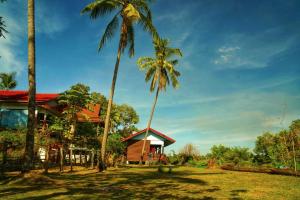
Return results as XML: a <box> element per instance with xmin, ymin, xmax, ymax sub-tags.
<box><xmin>168</xmin><ymin>119</ymin><xmax>300</xmax><ymax>172</ymax></box>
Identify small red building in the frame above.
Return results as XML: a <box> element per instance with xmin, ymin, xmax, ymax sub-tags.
<box><xmin>122</xmin><ymin>128</ymin><xmax>175</xmax><ymax>163</ymax></box>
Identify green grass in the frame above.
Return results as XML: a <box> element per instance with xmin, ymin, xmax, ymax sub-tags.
<box><xmin>0</xmin><ymin>166</ymin><xmax>299</xmax><ymax>199</ymax></box>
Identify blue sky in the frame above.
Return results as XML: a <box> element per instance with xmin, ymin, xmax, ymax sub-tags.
<box><xmin>0</xmin><ymin>0</ymin><xmax>300</xmax><ymax>153</ymax></box>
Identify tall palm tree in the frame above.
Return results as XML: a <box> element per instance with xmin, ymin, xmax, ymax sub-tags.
<box><xmin>0</xmin><ymin>72</ymin><xmax>17</xmax><ymax>90</ymax></box>
<box><xmin>23</xmin><ymin>0</ymin><xmax>36</xmax><ymax>172</ymax></box>
<box><xmin>137</xmin><ymin>37</ymin><xmax>182</xmax><ymax>164</ymax></box>
<box><xmin>82</xmin><ymin>0</ymin><xmax>157</xmax><ymax>171</ymax></box>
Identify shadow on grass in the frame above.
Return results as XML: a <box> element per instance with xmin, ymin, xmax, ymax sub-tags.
<box><xmin>0</xmin><ymin>168</ymin><xmax>222</xmax><ymax>199</ymax></box>
<box><xmin>229</xmin><ymin>189</ymin><xmax>248</xmax><ymax>200</ymax></box>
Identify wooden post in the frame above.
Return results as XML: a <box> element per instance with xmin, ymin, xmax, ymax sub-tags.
<box><xmin>80</xmin><ymin>151</ymin><xmax>82</xmax><ymax>166</ymax></box>
<box><xmin>70</xmin><ymin>147</ymin><xmax>73</xmax><ymax>172</ymax></box>
<box><xmin>44</xmin><ymin>146</ymin><xmax>49</xmax><ymax>174</ymax></box>
<box><xmin>96</xmin><ymin>151</ymin><xmax>100</xmax><ymax>169</ymax></box>
<box><xmin>91</xmin><ymin>149</ymin><xmax>95</xmax><ymax>169</ymax></box>
<box><xmin>59</xmin><ymin>146</ymin><xmax>63</xmax><ymax>172</ymax></box>
<box><xmin>84</xmin><ymin>151</ymin><xmax>88</xmax><ymax>167</ymax></box>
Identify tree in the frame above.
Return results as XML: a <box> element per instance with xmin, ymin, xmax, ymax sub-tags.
<box><xmin>210</xmin><ymin>145</ymin><xmax>231</xmax><ymax>166</ymax></box>
<box><xmin>82</xmin><ymin>0</ymin><xmax>157</xmax><ymax>172</ymax></box>
<box><xmin>58</xmin><ymin>83</ymin><xmax>91</xmax><ymax>171</ymax></box>
<box><xmin>23</xmin><ymin>0</ymin><xmax>36</xmax><ymax>172</ymax></box>
<box><xmin>179</xmin><ymin>143</ymin><xmax>200</xmax><ymax>164</ymax></box>
<box><xmin>137</xmin><ymin>37</ymin><xmax>182</xmax><ymax>164</ymax></box>
<box><xmin>0</xmin><ymin>72</ymin><xmax>17</xmax><ymax>90</ymax></box>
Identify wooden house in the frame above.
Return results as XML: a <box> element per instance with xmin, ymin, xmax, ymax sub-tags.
<box><xmin>0</xmin><ymin>90</ymin><xmax>101</xmax><ymax>163</ymax></box>
<box><xmin>0</xmin><ymin>90</ymin><xmax>101</xmax><ymax>129</ymax></box>
<box><xmin>122</xmin><ymin>128</ymin><xmax>175</xmax><ymax>163</ymax></box>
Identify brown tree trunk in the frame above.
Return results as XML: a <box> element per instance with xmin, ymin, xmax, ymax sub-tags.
<box><xmin>140</xmin><ymin>87</ymin><xmax>160</xmax><ymax>164</ymax></box>
<box><xmin>23</xmin><ymin>0</ymin><xmax>36</xmax><ymax>172</ymax></box>
<box><xmin>99</xmin><ymin>24</ymin><xmax>125</xmax><ymax>172</ymax></box>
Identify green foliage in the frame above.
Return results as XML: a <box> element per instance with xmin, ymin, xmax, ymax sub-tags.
<box><xmin>210</xmin><ymin>144</ymin><xmax>231</xmax><ymax>165</ymax></box>
<box><xmin>137</xmin><ymin>37</ymin><xmax>182</xmax><ymax>92</ymax></box>
<box><xmin>0</xmin><ymin>72</ymin><xmax>17</xmax><ymax>90</ymax></box>
<box><xmin>90</xmin><ymin>92</ymin><xmax>139</xmax><ymax>136</ymax></box>
<box><xmin>209</xmin><ymin>145</ymin><xmax>252</xmax><ymax>166</ymax></box>
<box><xmin>58</xmin><ymin>83</ymin><xmax>91</xmax><ymax>139</ymax></box>
<box><xmin>253</xmin><ymin>120</ymin><xmax>300</xmax><ymax>169</ymax></box>
<box><xmin>167</xmin><ymin>150</ymin><xmax>181</xmax><ymax>165</ymax></box>
<box><xmin>0</xmin><ymin>129</ymin><xmax>26</xmax><ymax>146</ymax></box>
<box><xmin>106</xmin><ymin>133</ymin><xmax>125</xmax><ymax>156</ymax></box>
<box><xmin>223</xmin><ymin>147</ymin><xmax>252</xmax><ymax>166</ymax></box>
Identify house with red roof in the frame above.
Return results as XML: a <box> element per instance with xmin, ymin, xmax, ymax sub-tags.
<box><xmin>122</xmin><ymin>128</ymin><xmax>175</xmax><ymax>163</ymax></box>
<box><xmin>0</xmin><ymin>90</ymin><xmax>101</xmax><ymax>129</ymax></box>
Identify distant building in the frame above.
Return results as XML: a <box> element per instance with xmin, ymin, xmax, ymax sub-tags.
<box><xmin>122</xmin><ymin>128</ymin><xmax>175</xmax><ymax>163</ymax></box>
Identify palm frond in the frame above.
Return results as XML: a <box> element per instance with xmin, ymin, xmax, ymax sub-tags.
<box><xmin>145</xmin><ymin>66</ymin><xmax>156</xmax><ymax>82</ymax></box>
<box><xmin>138</xmin><ymin>12</ymin><xmax>158</xmax><ymax>39</ymax></box>
<box><xmin>98</xmin><ymin>12</ymin><xmax>120</xmax><ymax>51</ymax></box>
<box><xmin>81</xmin><ymin>0</ymin><xmax>121</xmax><ymax>19</ymax></box>
<box><xmin>170</xmin><ymin>70</ymin><xmax>180</xmax><ymax>89</ymax></box>
<box><xmin>166</xmin><ymin>47</ymin><xmax>183</xmax><ymax>58</ymax></box>
<box><xmin>131</xmin><ymin>0</ymin><xmax>152</xmax><ymax>20</ymax></box>
<box><xmin>137</xmin><ymin>57</ymin><xmax>155</xmax><ymax>70</ymax></box>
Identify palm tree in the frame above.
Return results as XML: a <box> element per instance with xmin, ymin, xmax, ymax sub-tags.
<box><xmin>137</xmin><ymin>37</ymin><xmax>182</xmax><ymax>164</ymax></box>
<box><xmin>82</xmin><ymin>0</ymin><xmax>157</xmax><ymax>171</ymax></box>
<box><xmin>0</xmin><ymin>72</ymin><xmax>17</xmax><ymax>90</ymax></box>
<box><xmin>23</xmin><ymin>0</ymin><xmax>36</xmax><ymax>172</ymax></box>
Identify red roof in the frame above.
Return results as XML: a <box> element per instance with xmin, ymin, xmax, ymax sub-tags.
<box><xmin>0</xmin><ymin>90</ymin><xmax>58</xmax><ymax>103</ymax></box>
<box><xmin>122</xmin><ymin>128</ymin><xmax>176</xmax><ymax>145</ymax></box>
<box><xmin>77</xmin><ymin>104</ymin><xmax>101</xmax><ymax>123</ymax></box>
<box><xmin>0</xmin><ymin>90</ymin><xmax>101</xmax><ymax>123</ymax></box>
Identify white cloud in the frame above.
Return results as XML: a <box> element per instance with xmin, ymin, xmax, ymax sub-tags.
<box><xmin>0</xmin><ymin>0</ymin><xmax>68</xmax><ymax>74</ymax></box>
<box><xmin>213</xmin><ymin>28</ymin><xmax>297</xmax><ymax>70</ymax></box>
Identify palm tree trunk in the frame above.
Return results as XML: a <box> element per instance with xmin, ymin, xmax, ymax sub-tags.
<box><xmin>140</xmin><ymin>87</ymin><xmax>160</xmax><ymax>164</ymax></box>
<box><xmin>23</xmin><ymin>0</ymin><xmax>36</xmax><ymax>172</ymax></box>
<box><xmin>99</xmin><ymin>29</ymin><xmax>124</xmax><ymax>172</ymax></box>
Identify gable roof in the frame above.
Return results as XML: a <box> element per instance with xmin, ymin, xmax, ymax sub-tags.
<box><xmin>122</xmin><ymin>128</ymin><xmax>176</xmax><ymax>146</ymax></box>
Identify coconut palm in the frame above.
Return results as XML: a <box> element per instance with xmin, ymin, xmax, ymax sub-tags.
<box><xmin>137</xmin><ymin>37</ymin><xmax>182</xmax><ymax>164</ymax></box>
<box><xmin>82</xmin><ymin>0</ymin><xmax>157</xmax><ymax>171</ymax></box>
<box><xmin>23</xmin><ymin>0</ymin><xmax>36</xmax><ymax>172</ymax></box>
<box><xmin>0</xmin><ymin>72</ymin><xmax>17</xmax><ymax>90</ymax></box>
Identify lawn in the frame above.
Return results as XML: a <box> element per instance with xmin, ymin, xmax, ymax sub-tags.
<box><xmin>0</xmin><ymin>166</ymin><xmax>299</xmax><ymax>200</ymax></box>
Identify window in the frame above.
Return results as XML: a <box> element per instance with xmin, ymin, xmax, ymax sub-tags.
<box><xmin>0</xmin><ymin>109</ymin><xmax>28</xmax><ymax>129</ymax></box>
